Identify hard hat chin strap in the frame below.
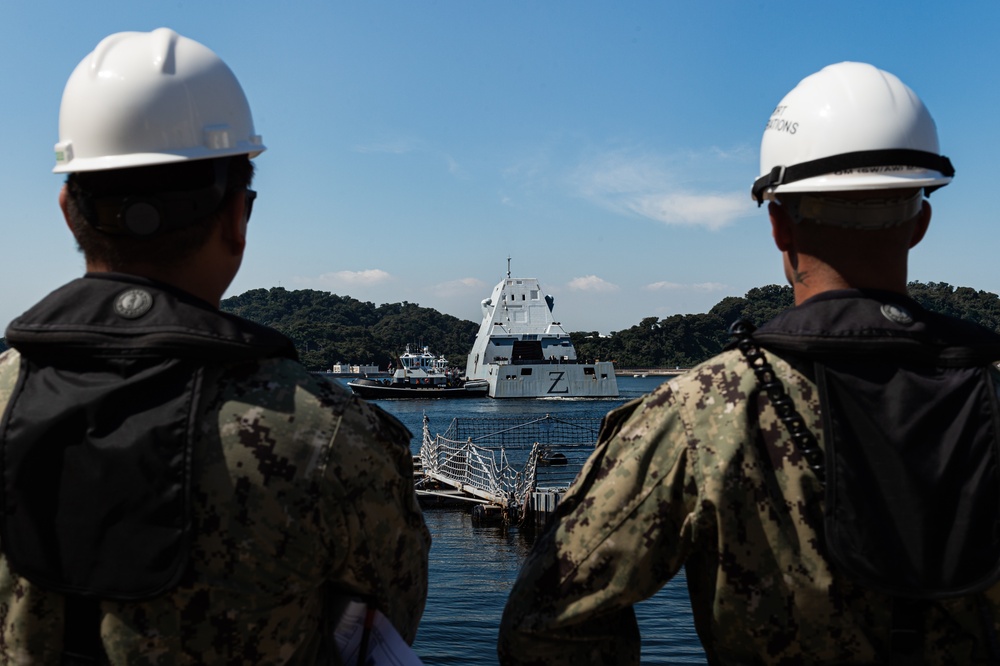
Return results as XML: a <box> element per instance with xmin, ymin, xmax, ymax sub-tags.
<box><xmin>752</xmin><ymin>149</ymin><xmax>955</xmax><ymax>205</ymax></box>
<box><xmin>89</xmin><ymin>158</ymin><xmax>230</xmax><ymax>238</ymax></box>
<box><xmin>782</xmin><ymin>191</ymin><xmax>924</xmax><ymax>229</ymax></box>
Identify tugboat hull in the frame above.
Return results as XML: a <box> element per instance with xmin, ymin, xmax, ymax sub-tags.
<box><xmin>348</xmin><ymin>378</ymin><xmax>489</xmax><ymax>399</ymax></box>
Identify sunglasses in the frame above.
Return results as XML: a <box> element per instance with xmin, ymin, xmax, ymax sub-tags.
<box><xmin>245</xmin><ymin>189</ymin><xmax>257</xmax><ymax>222</ymax></box>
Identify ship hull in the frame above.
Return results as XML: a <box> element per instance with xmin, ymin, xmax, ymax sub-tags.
<box><xmin>482</xmin><ymin>361</ymin><xmax>618</xmax><ymax>398</ymax></box>
<box><xmin>348</xmin><ymin>379</ymin><xmax>489</xmax><ymax>400</ymax></box>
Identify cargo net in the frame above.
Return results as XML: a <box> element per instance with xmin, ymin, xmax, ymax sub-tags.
<box><xmin>418</xmin><ymin>414</ymin><xmax>600</xmax><ymax>511</ymax></box>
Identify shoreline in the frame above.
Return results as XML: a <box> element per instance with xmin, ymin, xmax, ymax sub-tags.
<box><xmin>614</xmin><ymin>368</ymin><xmax>688</xmax><ymax>377</ymax></box>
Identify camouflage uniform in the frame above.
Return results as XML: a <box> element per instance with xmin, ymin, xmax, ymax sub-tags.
<box><xmin>0</xmin><ymin>276</ymin><xmax>430</xmax><ymax>664</ymax></box>
<box><xmin>499</xmin><ymin>293</ymin><xmax>1000</xmax><ymax>665</ymax></box>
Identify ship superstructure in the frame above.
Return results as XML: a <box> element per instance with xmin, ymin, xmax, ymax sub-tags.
<box><xmin>465</xmin><ymin>263</ymin><xmax>618</xmax><ymax>398</ymax></box>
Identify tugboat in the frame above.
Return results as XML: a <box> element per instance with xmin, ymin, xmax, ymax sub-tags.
<box><xmin>348</xmin><ymin>345</ymin><xmax>488</xmax><ymax>399</ymax></box>
<box><xmin>464</xmin><ymin>261</ymin><xmax>619</xmax><ymax>398</ymax></box>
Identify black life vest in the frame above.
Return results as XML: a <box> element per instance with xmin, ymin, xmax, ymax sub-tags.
<box><xmin>748</xmin><ymin>289</ymin><xmax>1000</xmax><ymax>600</ymax></box>
<box><xmin>0</xmin><ymin>274</ymin><xmax>297</xmax><ymax>601</ymax></box>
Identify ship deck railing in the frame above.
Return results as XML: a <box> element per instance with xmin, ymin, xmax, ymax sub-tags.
<box><xmin>493</xmin><ymin>358</ymin><xmax>610</xmax><ymax>366</ymax></box>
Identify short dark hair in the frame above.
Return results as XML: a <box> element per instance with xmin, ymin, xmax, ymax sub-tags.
<box><xmin>64</xmin><ymin>155</ymin><xmax>254</xmax><ymax>270</ymax></box>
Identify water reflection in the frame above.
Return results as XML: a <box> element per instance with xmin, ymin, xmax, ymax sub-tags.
<box><xmin>336</xmin><ymin>376</ymin><xmax>707</xmax><ymax>664</ymax></box>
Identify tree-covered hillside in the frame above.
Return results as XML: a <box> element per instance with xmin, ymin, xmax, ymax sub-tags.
<box><xmin>907</xmin><ymin>282</ymin><xmax>1000</xmax><ymax>332</ymax></box>
<box><xmin>572</xmin><ymin>284</ymin><xmax>796</xmax><ymax>368</ymax></box>
<box><xmin>4</xmin><ymin>282</ymin><xmax>998</xmax><ymax>372</ymax></box>
<box><xmin>573</xmin><ymin>281</ymin><xmax>1000</xmax><ymax>368</ymax></box>
<box><xmin>220</xmin><ymin>287</ymin><xmax>478</xmax><ymax>371</ymax></box>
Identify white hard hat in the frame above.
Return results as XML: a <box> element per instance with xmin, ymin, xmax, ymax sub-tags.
<box><xmin>752</xmin><ymin>62</ymin><xmax>953</xmax><ymax>205</ymax></box>
<box><xmin>54</xmin><ymin>28</ymin><xmax>265</xmax><ymax>173</ymax></box>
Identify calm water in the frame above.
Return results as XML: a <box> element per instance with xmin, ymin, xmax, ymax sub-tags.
<box><xmin>338</xmin><ymin>376</ymin><xmax>708</xmax><ymax>665</ymax></box>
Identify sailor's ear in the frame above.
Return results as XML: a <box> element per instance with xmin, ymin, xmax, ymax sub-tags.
<box><xmin>769</xmin><ymin>201</ymin><xmax>795</xmax><ymax>252</ymax></box>
<box><xmin>59</xmin><ymin>185</ymin><xmax>75</xmax><ymax>236</ymax></box>
<box><xmin>219</xmin><ymin>190</ymin><xmax>247</xmax><ymax>256</ymax></box>
<box><xmin>909</xmin><ymin>200</ymin><xmax>931</xmax><ymax>249</ymax></box>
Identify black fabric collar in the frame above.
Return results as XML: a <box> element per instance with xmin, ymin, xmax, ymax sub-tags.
<box><xmin>752</xmin><ymin>289</ymin><xmax>1000</xmax><ymax>366</ymax></box>
<box><xmin>6</xmin><ymin>273</ymin><xmax>297</xmax><ymax>362</ymax></box>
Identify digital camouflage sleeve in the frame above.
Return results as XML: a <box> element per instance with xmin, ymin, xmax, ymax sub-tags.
<box><xmin>498</xmin><ymin>349</ymin><xmax>1000</xmax><ymax>665</ymax></box>
<box><xmin>0</xmin><ymin>349</ymin><xmax>431</xmax><ymax>665</ymax></box>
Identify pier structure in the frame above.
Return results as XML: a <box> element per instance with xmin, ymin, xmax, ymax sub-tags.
<box><xmin>613</xmin><ymin>367</ymin><xmax>688</xmax><ymax>377</ymax></box>
<box><xmin>416</xmin><ymin>414</ymin><xmax>600</xmax><ymax>527</ymax></box>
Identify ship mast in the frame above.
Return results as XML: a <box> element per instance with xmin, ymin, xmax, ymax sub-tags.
<box><xmin>506</xmin><ymin>256</ymin><xmax>511</xmax><ymax>280</ymax></box>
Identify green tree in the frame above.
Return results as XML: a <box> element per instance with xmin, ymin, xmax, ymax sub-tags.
<box><xmin>908</xmin><ymin>282</ymin><xmax>1000</xmax><ymax>332</ymax></box>
<box><xmin>219</xmin><ymin>281</ymin><xmax>1000</xmax><ymax>372</ymax></box>
<box><xmin>220</xmin><ymin>288</ymin><xmax>477</xmax><ymax>371</ymax></box>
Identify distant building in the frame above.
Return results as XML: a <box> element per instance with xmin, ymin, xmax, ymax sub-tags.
<box><xmin>331</xmin><ymin>362</ymin><xmax>380</xmax><ymax>375</ymax></box>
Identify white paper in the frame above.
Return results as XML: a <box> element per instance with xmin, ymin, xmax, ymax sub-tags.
<box><xmin>333</xmin><ymin>600</ymin><xmax>425</xmax><ymax>666</ymax></box>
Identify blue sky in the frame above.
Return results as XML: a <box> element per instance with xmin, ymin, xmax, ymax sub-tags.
<box><xmin>2</xmin><ymin>2</ymin><xmax>998</xmax><ymax>334</ymax></box>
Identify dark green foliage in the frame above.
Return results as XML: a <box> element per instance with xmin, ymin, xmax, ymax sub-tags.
<box><xmin>220</xmin><ymin>282</ymin><xmax>1000</xmax><ymax>372</ymax></box>
<box><xmin>0</xmin><ymin>338</ymin><xmax>6</xmax><ymax>354</ymax></box>
<box><xmin>572</xmin><ymin>284</ymin><xmax>795</xmax><ymax>368</ymax></box>
<box><xmin>907</xmin><ymin>282</ymin><xmax>1000</xmax><ymax>332</ymax></box>
<box><xmin>220</xmin><ymin>287</ymin><xmax>478</xmax><ymax>371</ymax></box>
<box><xmin>737</xmin><ymin>285</ymin><xmax>796</xmax><ymax>325</ymax></box>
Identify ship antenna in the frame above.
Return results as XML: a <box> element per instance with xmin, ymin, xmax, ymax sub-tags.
<box><xmin>506</xmin><ymin>256</ymin><xmax>511</xmax><ymax>279</ymax></box>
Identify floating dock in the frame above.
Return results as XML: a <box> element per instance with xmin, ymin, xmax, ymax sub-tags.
<box><xmin>415</xmin><ymin>414</ymin><xmax>600</xmax><ymax>528</ymax></box>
